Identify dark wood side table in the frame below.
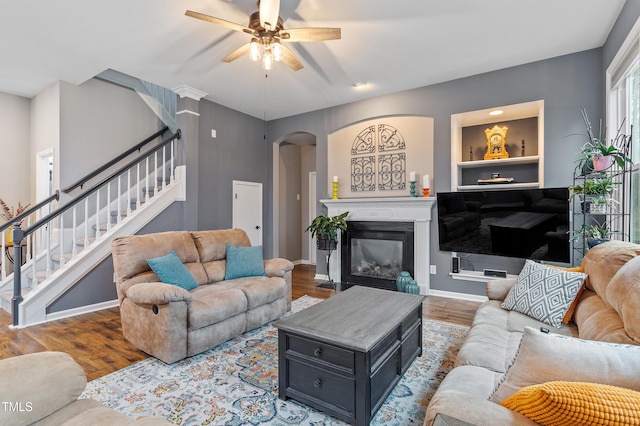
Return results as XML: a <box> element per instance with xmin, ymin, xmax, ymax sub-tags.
<box><xmin>274</xmin><ymin>285</ymin><xmax>426</xmax><ymax>425</ymax></box>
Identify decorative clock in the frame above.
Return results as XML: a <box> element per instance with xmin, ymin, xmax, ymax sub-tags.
<box><xmin>484</xmin><ymin>125</ymin><xmax>510</xmax><ymax>160</ymax></box>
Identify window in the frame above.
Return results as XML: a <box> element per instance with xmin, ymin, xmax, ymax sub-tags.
<box><xmin>607</xmin><ymin>18</ymin><xmax>640</xmax><ymax>243</ymax></box>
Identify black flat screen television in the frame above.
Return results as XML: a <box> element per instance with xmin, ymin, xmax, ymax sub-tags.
<box><xmin>437</xmin><ymin>187</ymin><xmax>570</xmax><ymax>262</ymax></box>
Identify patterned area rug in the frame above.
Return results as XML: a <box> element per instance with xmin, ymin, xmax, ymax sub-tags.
<box><xmin>83</xmin><ymin>295</ymin><xmax>468</xmax><ymax>425</ymax></box>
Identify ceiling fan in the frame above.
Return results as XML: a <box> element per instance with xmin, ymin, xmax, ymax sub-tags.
<box><xmin>185</xmin><ymin>0</ymin><xmax>341</xmax><ymax>71</ymax></box>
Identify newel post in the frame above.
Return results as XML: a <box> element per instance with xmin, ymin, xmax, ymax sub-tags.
<box><xmin>11</xmin><ymin>223</ymin><xmax>24</xmax><ymax>326</ymax></box>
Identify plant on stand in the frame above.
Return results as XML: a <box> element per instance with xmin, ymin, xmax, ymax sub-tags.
<box><xmin>577</xmin><ymin>108</ymin><xmax>631</xmax><ymax>174</ymax></box>
<box><xmin>570</xmin><ymin>220</ymin><xmax>617</xmax><ymax>250</ymax></box>
<box><xmin>568</xmin><ymin>175</ymin><xmax>619</xmax><ymax>214</ymax></box>
<box><xmin>305</xmin><ymin>211</ymin><xmax>349</xmax><ymax>288</ymax></box>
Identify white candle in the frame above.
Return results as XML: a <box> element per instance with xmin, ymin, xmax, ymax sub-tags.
<box><xmin>333</xmin><ymin>176</ymin><xmax>338</xmax><ymax>183</ymax></box>
<box><xmin>409</xmin><ymin>171</ymin><xmax>416</xmax><ymax>181</ymax></box>
<box><xmin>423</xmin><ymin>174</ymin><xmax>430</xmax><ymax>188</ymax></box>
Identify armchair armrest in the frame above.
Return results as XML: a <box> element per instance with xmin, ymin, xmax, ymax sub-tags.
<box><xmin>264</xmin><ymin>258</ymin><xmax>294</xmax><ymax>278</ymax></box>
<box><xmin>0</xmin><ymin>352</ymin><xmax>87</xmax><ymax>425</ymax></box>
<box><xmin>486</xmin><ymin>278</ymin><xmax>517</xmax><ymax>301</ymax></box>
<box><xmin>125</xmin><ymin>282</ymin><xmax>193</xmax><ymax>305</ymax></box>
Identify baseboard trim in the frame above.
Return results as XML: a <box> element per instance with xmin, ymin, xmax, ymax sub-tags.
<box><xmin>45</xmin><ymin>300</ymin><xmax>120</xmax><ymax>324</ymax></box>
<box><xmin>428</xmin><ymin>289</ymin><xmax>488</xmax><ymax>303</ymax></box>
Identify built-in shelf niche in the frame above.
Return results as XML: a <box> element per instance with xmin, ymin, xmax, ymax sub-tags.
<box><xmin>451</xmin><ymin>100</ymin><xmax>545</xmax><ymax>191</ymax></box>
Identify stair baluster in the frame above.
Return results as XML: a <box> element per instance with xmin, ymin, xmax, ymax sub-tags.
<box><xmin>127</xmin><ymin>169</ymin><xmax>132</xmax><ymax>218</ymax></box>
<box><xmin>83</xmin><ymin>198</ymin><xmax>89</xmax><ymax>250</ymax></box>
<box><xmin>95</xmin><ymin>189</ymin><xmax>101</xmax><ymax>240</ymax></box>
<box><xmin>72</xmin><ymin>207</ymin><xmax>78</xmax><ymax>258</ymax></box>
<box><xmin>145</xmin><ymin>158</ymin><xmax>150</xmax><ymax>203</ymax></box>
<box><xmin>117</xmin><ymin>175</ymin><xmax>122</xmax><ymax>224</ymax></box>
<box><xmin>108</xmin><ymin>183</ymin><xmax>113</xmax><ymax>233</ymax></box>
<box><xmin>58</xmin><ymin>212</ymin><xmax>65</xmax><ymax>268</ymax></box>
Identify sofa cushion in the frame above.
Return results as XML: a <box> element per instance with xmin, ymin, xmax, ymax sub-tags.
<box><xmin>455</xmin><ymin>323</ymin><xmax>522</xmax><ymax>373</ymax></box>
<box><xmin>574</xmin><ymin>289</ymin><xmax>637</xmax><ymax>344</ymax></box>
<box><xmin>225</xmin><ymin>244</ymin><xmax>266</xmax><ymax>280</ymax></box>
<box><xmin>146</xmin><ymin>251</ymin><xmax>198</xmax><ymax>291</ymax></box>
<box><xmin>191</xmin><ymin>229</ymin><xmax>251</xmax><ymax>263</ymax></box>
<box><xmin>490</xmin><ymin>327</ymin><xmax>640</xmax><ymax>403</ymax></box>
<box><xmin>501</xmin><ymin>260</ymin><xmax>587</xmax><ymax>328</ymax></box>
<box><xmin>112</xmin><ymin>231</ymin><xmax>202</xmax><ymax>281</ymax></box>
<box><xmin>425</xmin><ymin>365</ymin><xmax>535</xmax><ymax>426</ymax></box>
<box><xmin>581</xmin><ymin>240</ymin><xmax>640</xmax><ymax>296</ymax></box>
<box><xmin>605</xmin><ymin>255</ymin><xmax>640</xmax><ymax>343</ymax></box>
<box><xmin>473</xmin><ymin>300</ymin><xmax>577</xmax><ymax>336</ymax></box>
<box><xmin>187</xmin><ymin>286</ymin><xmax>248</xmax><ymax>330</ymax></box>
<box><xmin>218</xmin><ymin>276</ymin><xmax>286</xmax><ymax>309</ymax></box>
<box><xmin>500</xmin><ymin>381</ymin><xmax>640</xmax><ymax>426</ymax></box>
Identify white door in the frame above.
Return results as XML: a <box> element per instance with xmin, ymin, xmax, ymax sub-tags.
<box><xmin>308</xmin><ymin>172</ymin><xmax>317</xmax><ymax>264</ymax></box>
<box><xmin>232</xmin><ymin>180</ymin><xmax>263</xmax><ymax>246</ymax></box>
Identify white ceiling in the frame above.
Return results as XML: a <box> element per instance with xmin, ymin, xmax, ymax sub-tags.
<box><xmin>0</xmin><ymin>0</ymin><xmax>626</xmax><ymax>120</ymax></box>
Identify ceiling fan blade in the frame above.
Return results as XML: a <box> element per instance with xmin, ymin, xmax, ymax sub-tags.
<box><xmin>222</xmin><ymin>43</ymin><xmax>251</xmax><ymax>63</ymax></box>
<box><xmin>259</xmin><ymin>0</ymin><xmax>281</xmax><ymax>31</ymax></box>
<box><xmin>185</xmin><ymin>10</ymin><xmax>255</xmax><ymax>36</ymax></box>
<box><xmin>281</xmin><ymin>44</ymin><xmax>304</xmax><ymax>71</ymax></box>
<box><xmin>279</xmin><ymin>27</ymin><xmax>341</xmax><ymax>42</ymax></box>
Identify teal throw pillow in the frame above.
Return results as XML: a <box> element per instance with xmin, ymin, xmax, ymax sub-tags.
<box><xmin>146</xmin><ymin>250</ymin><xmax>198</xmax><ymax>291</ymax></box>
<box><xmin>225</xmin><ymin>244</ymin><xmax>266</xmax><ymax>280</ymax></box>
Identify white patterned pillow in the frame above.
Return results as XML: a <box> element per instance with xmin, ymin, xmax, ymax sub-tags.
<box><xmin>501</xmin><ymin>260</ymin><xmax>587</xmax><ymax>327</ymax></box>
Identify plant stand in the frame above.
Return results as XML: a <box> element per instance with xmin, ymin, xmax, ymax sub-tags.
<box><xmin>316</xmin><ymin>236</ymin><xmax>338</xmax><ymax>290</ymax></box>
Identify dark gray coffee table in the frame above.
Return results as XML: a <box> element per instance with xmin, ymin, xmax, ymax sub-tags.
<box><xmin>274</xmin><ymin>285</ymin><xmax>426</xmax><ymax>425</ymax></box>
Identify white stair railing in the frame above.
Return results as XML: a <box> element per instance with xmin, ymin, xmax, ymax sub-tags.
<box><xmin>7</xmin><ymin>130</ymin><xmax>181</xmax><ymax>326</ymax></box>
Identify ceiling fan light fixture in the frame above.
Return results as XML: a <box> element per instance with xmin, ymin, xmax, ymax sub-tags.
<box><xmin>263</xmin><ymin>51</ymin><xmax>274</xmax><ymax>70</ymax></box>
<box><xmin>250</xmin><ymin>38</ymin><xmax>261</xmax><ymax>61</ymax></box>
<box><xmin>272</xmin><ymin>41</ymin><xmax>282</xmax><ymax>62</ymax></box>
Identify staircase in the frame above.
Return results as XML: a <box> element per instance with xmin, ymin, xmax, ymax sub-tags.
<box><xmin>0</xmin><ymin>131</ymin><xmax>184</xmax><ymax>328</ymax></box>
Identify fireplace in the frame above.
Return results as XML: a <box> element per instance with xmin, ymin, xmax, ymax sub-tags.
<box><xmin>322</xmin><ymin>197</ymin><xmax>436</xmax><ymax>295</ymax></box>
<box><xmin>341</xmin><ymin>221</ymin><xmax>414</xmax><ymax>291</ymax></box>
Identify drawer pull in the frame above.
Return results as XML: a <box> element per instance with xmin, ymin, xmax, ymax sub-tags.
<box><xmin>314</xmin><ymin>347</ymin><xmax>322</xmax><ymax>357</ymax></box>
<box><xmin>314</xmin><ymin>379</ymin><xmax>322</xmax><ymax>388</ymax></box>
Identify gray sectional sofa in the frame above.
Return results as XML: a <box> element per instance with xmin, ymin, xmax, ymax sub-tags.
<box><xmin>425</xmin><ymin>241</ymin><xmax>640</xmax><ymax>425</ymax></box>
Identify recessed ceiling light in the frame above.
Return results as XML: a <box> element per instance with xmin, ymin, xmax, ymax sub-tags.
<box><xmin>489</xmin><ymin>110</ymin><xmax>504</xmax><ymax>116</ymax></box>
<box><xmin>353</xmin><ymin>81</ymin><xmax>368</xmax><ymax>88</ymax></box>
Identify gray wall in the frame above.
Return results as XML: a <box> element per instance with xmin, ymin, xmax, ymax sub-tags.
<box><xmin>300</xmin><ymin>144</ymin><xmax>316</xmax><ymax>261</ymax></box>
<box><xmin>59</xmin><ymin>78</ymin><xmax>162</xmax><ymax>190</ymax></box>
<box><xmin>196</xmin><ymin>99</ymin><xmax>268</xmax><ymax>236</ymax></box>
<box><xmin>268</xmin><ymin>49</ymin><xmax>605</xmax><ymax>296</ymax></box>
<box><xmin>279</xmin><ymin>144</ymin><xmax>302</xmax><ymax>260</ymax></box>
<box><xmin>603</xmin><ymin>0</ymin><xmax>640</xmax><ymax>69</ymax></box>
<box><xmin>0</xmin><ymin>92</ymin><xmax>31</xmax><ymax>208</ymax></box>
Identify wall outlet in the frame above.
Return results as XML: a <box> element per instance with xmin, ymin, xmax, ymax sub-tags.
<box><xmin>430</xmin><ymin>265</ymin><xmax>437</xmax><ymax>274</ymax></box>
<box><xmin>211</xmin><ymin>129</ymin><xmax>217</xmax><ymax>138</ymax></box>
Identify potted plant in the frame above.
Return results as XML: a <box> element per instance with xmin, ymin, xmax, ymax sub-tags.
<box><xmin>568</xmin><ymin>175</ymin><xmax>619</xmax><ymax>214</ymax></box>
<box><xmin>305</xmin><ymin>211</ymin><xmax>349</xmax><ymax>250</ymax></box>
<box><xmin>577</xmin><ymin>109</ymin><xmax>631</xmax><ymax>174</ymax></box>
<box><xmin>570</xmin><ymin>222</ymin><xmax>615</xmax><ymax>249</ymax></box>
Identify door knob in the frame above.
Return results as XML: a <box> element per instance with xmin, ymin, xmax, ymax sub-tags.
<box><xmin>255</xmin><ymin>225</ymin><xmax>261</xmax><ymax>230</ymax></box>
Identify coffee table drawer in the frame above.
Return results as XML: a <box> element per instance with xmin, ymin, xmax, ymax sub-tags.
<box><xmin>286</xmin><ymin>358</ymin><xmax>356</xmax><ymax>414</ymax></box>
<box><xmin>286</xmin><ymin>334</ymin><xmax>355</xmax><ymax>372</ymax></box>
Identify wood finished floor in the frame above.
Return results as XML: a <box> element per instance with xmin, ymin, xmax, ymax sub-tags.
<box><xmin>0</xmin><ymin>264</ymin><xmax>480</xmax><ymax>381</ymax></box>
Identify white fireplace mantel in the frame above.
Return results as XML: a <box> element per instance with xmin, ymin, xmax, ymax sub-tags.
<box><xmin>322</xmin><ymin>197</ymin><xmax>436</xmax><ymax>295</ymax></box>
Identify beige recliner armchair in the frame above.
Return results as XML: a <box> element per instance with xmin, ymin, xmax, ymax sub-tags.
<box><xmin>111</xmin><ymin>229</ymin><xmax>294</xmax><ymax>364</ymax></box>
